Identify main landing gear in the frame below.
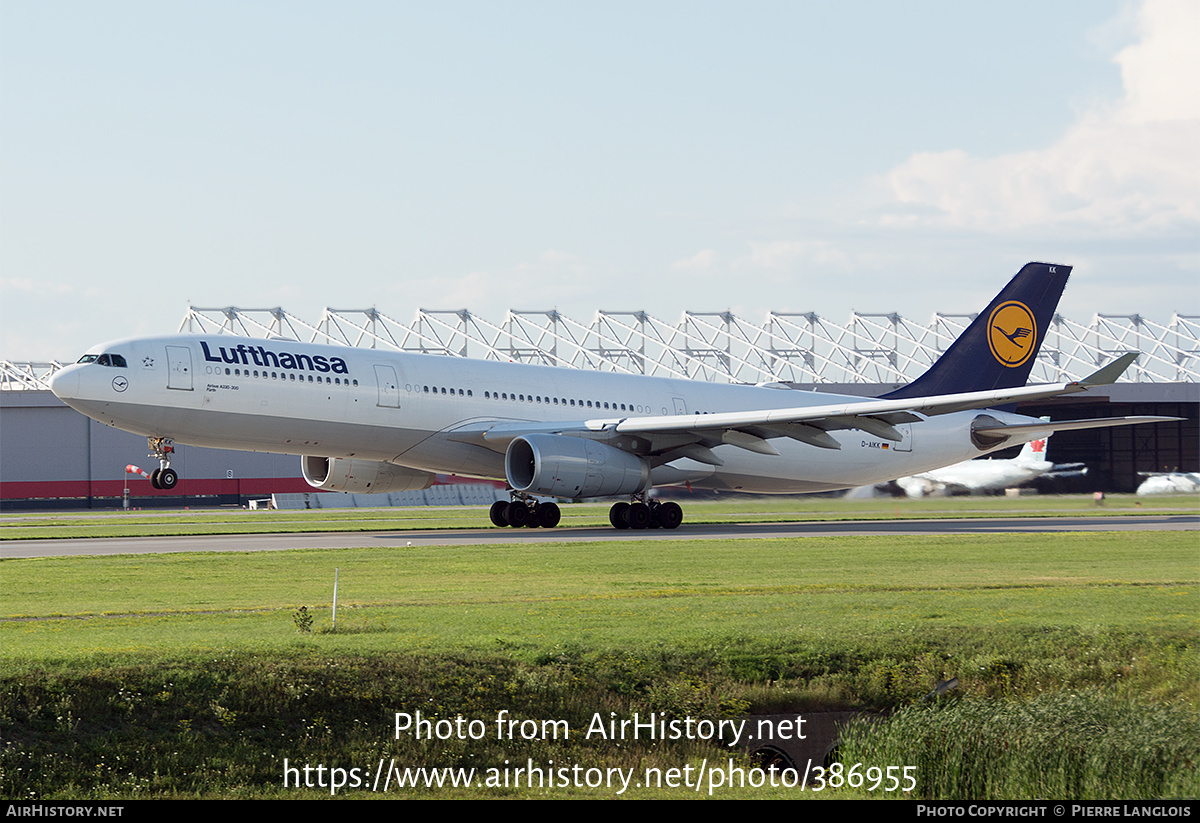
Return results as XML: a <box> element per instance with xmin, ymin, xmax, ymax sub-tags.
<box><xmin>147</xmin><ymin>437</ymin><xmax>178</xmax><ymax>491</ymax></box>
<box><xmin>488</xmin><ymin>492</ymin><xmax>684</xmax><ymax>530</ymax></box>
<box><xmin>608</xmin><ymin>495</ymin><xmax>683</xmax><ymax>530</ymax></box>
<box><xmin>490</xmin><ymin>494</ymin><xmax>561</xmax><ymax>529</ymax></box>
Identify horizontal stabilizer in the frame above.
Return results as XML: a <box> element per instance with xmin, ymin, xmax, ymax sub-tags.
<box><xmin>973</xmin><ymin>416</ymin><xmax>1182</xmax><ymax>439</ymax></box>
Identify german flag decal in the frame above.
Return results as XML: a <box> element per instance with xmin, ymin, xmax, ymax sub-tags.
<box><xmin>987</xmin><ymin>301</ymin><xmax>1038</xmax><ymax>368</ymax></box>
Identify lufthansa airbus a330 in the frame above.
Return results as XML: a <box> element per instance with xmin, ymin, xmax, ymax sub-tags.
<box><xmin>49</xmin><ymin>263</ymin><xmax>1175</xmax><ymax>529</ymax></box>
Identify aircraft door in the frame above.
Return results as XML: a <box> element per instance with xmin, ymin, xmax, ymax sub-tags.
<box><xmin>374</xmin><ymin>364</ymin><xmax>400</xmax><ymax>408</ymax></box>
<box><xmin>166</xmin><ymin>346</ymin><xmax>193</xmax><ymax>391</ymax></box>
<box><xmin>892</xmin><ymin>423</ymin><xmax>912</xmax><ymax>452</ymax></box>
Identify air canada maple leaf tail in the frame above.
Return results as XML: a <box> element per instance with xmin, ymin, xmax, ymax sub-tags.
<box><xmin>884</xmin><ymin>262</ymin><xmax>1070</xmax><ymax>400</ymax></box>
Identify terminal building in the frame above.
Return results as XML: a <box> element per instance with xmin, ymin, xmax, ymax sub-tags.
<box><xmin>2</xmin><ymin>305</ymin><xmax>1196</xmax><ymax>510</ymax></box>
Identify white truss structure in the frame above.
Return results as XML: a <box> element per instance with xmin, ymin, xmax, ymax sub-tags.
<box><xmin>0</xmin><ymin>360</ymin><xmax>68</xmax><ymax>391</ymax></box>
<box><xmin>4</xmin><ymin>307</ymin><xmax>1197</xmax><ymax>390</ymax></box>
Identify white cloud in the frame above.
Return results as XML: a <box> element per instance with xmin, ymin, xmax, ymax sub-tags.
<box><xmin>0</xmin><ymin>277</ymin><xmax>90</xmax><ymax>298</ymax></box>
<box><xmin>392</xmin><ymin>250</ymin><xmax>604</xmax><ymax>317</ymax></box>
<box><xmin>670</xmin><ymin>249</ymin><xmax>719</xmax><ymax>271</ymax></box>
<box><xmin>1116</xmin><ymin>0</ymin><xmax>1200</xmax><ymax>123</ymax></box>
<box><xmin>882</xmin><ymin>0</ymin><xmax>1200</xmax><ymax>238</ymax></box>
<box><xmin>738</xmin><ymin>240</ymin><xmax>874</xmax><ymax>274</ymax></box>
<box><xmin>385</xmin><ymin>269</ymin><xmax>515</xmax><ymax>315</ymax></box>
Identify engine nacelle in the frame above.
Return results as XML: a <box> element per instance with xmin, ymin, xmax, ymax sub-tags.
<box><xmin>505</xmin><ymin>434</ymin><xmax>649</xmax><ymax>499</ymax></box>
<box><xmin>301</xmin><ymin>456</ymin><xmax>434</xmax><ymax>494</ymax></box>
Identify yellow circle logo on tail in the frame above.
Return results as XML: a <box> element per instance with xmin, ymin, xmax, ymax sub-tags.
<box><xmin>987</xmin><ymin>301</ymin><xmax>1037</xmax><ymax>367</ymax></box>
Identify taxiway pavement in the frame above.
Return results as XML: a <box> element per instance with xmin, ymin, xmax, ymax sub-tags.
<box><xmin>3</xmin><ymin>514</ymin><xmax>1196</xmax><ymax>559</ymax></box>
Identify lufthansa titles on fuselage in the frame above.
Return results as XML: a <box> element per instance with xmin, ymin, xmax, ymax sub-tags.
<box><xmin>200</xmin><ymin>341</ymin><xmax>349</xmax><ymax>375</ymax></box>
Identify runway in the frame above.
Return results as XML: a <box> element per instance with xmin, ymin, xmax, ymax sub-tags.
<box><xmin>3</xmin><ymin>514</ymin><xmax>1196</xmax><ymax>559</ymax></box>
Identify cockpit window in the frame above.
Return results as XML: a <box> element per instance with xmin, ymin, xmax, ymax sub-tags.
<box><xmin>77</xmin><ymin>352</ymin><xmax>127</xmax><ymax>367</ymax></box>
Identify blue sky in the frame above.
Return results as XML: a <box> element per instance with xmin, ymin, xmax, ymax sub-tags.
<box><xmin>2</xmin><ymin>0</ymin><xmax>1196</xmax><ymax>360</ymax></box>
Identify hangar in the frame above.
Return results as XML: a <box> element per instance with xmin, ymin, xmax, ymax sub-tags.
<box><xmin>2</xmin><ymin>305</ymin><xmax>1196</xmax><ymax>510</ymax></box>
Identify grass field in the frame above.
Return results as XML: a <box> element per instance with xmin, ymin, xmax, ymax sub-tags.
<box><xmin>1</xmin><ymin>495</ymin><xmax>1197</xmax><ymax>799</ymax></box>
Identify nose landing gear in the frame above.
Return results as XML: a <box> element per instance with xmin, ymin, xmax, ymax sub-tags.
<box><xmin>147</xmin><ymin>438</ymin><xmax>178</xmax><ymax>490</ymax></box>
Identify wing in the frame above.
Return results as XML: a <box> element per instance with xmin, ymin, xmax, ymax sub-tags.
<box><xmin>447</xmin><ymin>353</ymin><xmax>1179</xmax><ymax>462</ymax></box>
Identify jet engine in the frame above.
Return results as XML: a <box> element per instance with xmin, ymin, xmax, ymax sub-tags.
<box><xmin>505</xmin><ymin>434</ymin><xmax>649</xmax><ymax>498</ymax></box>
<box><xmin>301</xmin><ymin>456</ymin><xmax>434</xmax><ymax>494</ymax></box>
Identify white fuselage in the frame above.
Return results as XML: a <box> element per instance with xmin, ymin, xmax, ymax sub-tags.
<box><xmin>896</xmin><ymin>456</ymin><xmax>1053</xmax><ymax>497</ymax></box>
<box><xmin>49</xmin><ymin>334</ymin><xmax>1043</xmax><ymax>494</ymax></box>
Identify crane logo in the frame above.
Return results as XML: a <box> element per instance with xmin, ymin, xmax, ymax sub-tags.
<box><xmin>988</xmin><ymin>301</ymin><xmax>1037</xmax><ymax>368</ymax></box>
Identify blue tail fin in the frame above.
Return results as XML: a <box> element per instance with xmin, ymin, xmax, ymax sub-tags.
<box><xmin>883</xmin><ymin>262</ymin><xmax>1070</xmax><ymax>400</ymax></box>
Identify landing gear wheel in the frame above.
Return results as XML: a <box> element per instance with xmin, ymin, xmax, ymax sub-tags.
<box><xmin>626</xmin><ymin>502</ymin><xmax>651</xmax><ymax>530</ymax></box>
<box><xmin>537</xmin><ymin>502</ymin><xmax>561</xmax><ymax>528</ymax></box>
<box><xmin>146</xmin><ymin>438</ymin><xmax>178</xmax><ymax>492</ymax></box>
<box><xmin>525</xmin><ymin>504</ymin><xmax>542</xmax><ymax>528</ymax></box>
<box><xmin>505</xmin><ymin>501</ymin><xmax>529</xmax><ymax>528</ymax></box>
<box><xmin>657</xmin><ymin>501</ymin><xmax>683</xmax><ymax>530</ymax></box>
<box><xmin>609</xmin><ymin>501</ymin><xmax>630</xmax><ymax>529</ymax></box>
<box><xmin>489</xmin><ymin>500</ymin><xmax>510</xmax><ymax>527</ymax></box>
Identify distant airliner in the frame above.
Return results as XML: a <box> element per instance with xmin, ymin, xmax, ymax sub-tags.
<box><xmin>1136</xmin><ymin>472</ymin><xmax>1200</xmax><ymax>495</ymax></box>
<box><xmin>49</xmin><ymin>263</ymin><xmax>1176</xmax><ymax>529</ymax></box>
<box><xmin>892</xmin><ymin>429</ymin><xmax>1086</xmax><ymax>498</ymax></box>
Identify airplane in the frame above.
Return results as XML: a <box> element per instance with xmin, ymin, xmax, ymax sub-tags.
<box><xmin>891</xmin><ymin>427</ymin><xmax>1087</xmax><ymax>498</ymax></box>
<box><xmin>48</xmin><ymin>262</ymin><xmax>1179</xmax><ymax>530</ymax></box>
<box><xmin>1136</xmin><ymin>472</ymin><xmax>1200</xmax><ymax>495</ymax></box>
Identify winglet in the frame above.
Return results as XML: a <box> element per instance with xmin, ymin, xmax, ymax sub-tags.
<box><xmin>1077</xmin><ymin>352</ymin><xmax>1138</xmax><ymax>387</ymax></box>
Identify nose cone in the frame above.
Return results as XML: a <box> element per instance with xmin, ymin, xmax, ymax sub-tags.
<box><xmin>49</xmin><ymin>365</ymin><xmax>80</xmax><ymax>401</ymax></box>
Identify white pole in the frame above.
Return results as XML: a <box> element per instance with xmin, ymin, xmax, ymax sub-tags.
<box><xmin>332</xmin><ymin>568</ymin><xmax>339</xmax><ymax>629</ymax></box>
